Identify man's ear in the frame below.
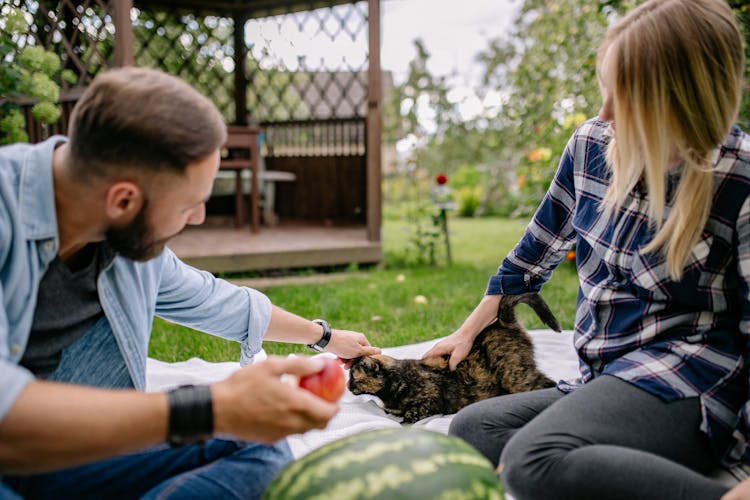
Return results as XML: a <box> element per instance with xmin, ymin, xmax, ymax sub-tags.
<box><xmin>105</xmin><ymin>181</ymin><xmax>143</xmax><ymax>222</ymax></box>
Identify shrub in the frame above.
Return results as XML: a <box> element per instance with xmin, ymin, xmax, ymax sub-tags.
<box><xmin>0</xmin><ymin>7</ymin><xmax>74</xmax><ymax>144</ymax></box>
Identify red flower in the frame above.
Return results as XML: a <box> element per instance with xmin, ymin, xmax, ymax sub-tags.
<box><xmin>436</xmin><ymin>174</ymin><xmax>448</xmax><ymax>185</ymax></box>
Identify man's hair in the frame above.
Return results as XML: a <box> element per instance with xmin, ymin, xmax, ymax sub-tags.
<box><xmin>68</xmin><ymin>66</ymin><xmax>227</xmax><ymax>180</ymax></box>
<box><xmin>598</xmin><ymin>0</ymin><xmax>744</xmax><ymax>280</ymax></box>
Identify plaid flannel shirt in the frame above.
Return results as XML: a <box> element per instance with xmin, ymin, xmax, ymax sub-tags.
<box><xmin>487</xmin><ymin>119</ymin><xmax>750</xmax><ymax>465</ymax></box>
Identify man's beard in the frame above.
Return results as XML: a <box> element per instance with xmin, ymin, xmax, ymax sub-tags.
<box><xmin>105</xmin><ymin>199</ymin><xmax>168</xmax><ymax>261</ymax></box>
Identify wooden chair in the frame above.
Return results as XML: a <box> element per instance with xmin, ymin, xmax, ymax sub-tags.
<box><xmin>255</xmin><ymin>135</ymin><xmax>296</xmax><ymax>226</ymax></box>
<box><xmin>221</xmin><ymin>125</ymin><xmax>261</xmax><ymax>232</ymax></box>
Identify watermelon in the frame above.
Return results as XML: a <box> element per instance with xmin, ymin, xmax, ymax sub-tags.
<box><xmin>263</xmin><ymin>427</ymin><xmax>505</xmax><ymax>500</ymax></box>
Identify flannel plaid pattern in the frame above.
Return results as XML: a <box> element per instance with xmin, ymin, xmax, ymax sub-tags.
<box><xmin>487</xmin><ymin>118</ymin><xmax>750</xmax><ymax>465</ymax></box>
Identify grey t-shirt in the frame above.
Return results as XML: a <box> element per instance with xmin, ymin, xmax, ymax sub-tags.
<box><xmin>20</xmin><ymin>243</ymin><xmax>111</xmax><ymax>378</ymax></box>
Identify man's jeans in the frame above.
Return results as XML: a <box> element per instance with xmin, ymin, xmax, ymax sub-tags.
<box><xmin>1</xmin><ymin>317</ymin><xmax>292</xmax><ymax>499</ymax></box>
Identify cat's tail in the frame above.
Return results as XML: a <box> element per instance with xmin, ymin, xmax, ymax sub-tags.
<box><xmin>497</xmin><ymin>293</ymin><xmax>562</xmax><ymax>332</ymax></box>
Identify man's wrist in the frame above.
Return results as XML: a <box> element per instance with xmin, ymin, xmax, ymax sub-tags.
<box><xmin>307</xmin><ymin>319</ymin><xmax>331</xmax><ymax>353</ymax></box>
<box><xmin>166</xmin><ymin>384</ymin><xmax>213</xmax><ymax>446</ymax></box>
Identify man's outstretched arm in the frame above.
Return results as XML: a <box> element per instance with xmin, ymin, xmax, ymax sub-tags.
<box><xmin>0</xmin><ymin>356</ymin><xmax>336</xmax><ymax>474</ymax></box>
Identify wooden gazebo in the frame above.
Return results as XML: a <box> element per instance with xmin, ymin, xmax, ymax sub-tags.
<box><xmin>11</xmin><ymin>0</ymin><xmax>383</xmax><ymax>272</ymax></box>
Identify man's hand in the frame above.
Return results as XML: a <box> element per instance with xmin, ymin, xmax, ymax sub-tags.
<box><xmin>211</xmin><ymin>356</ymin><xmax>340</xmax><ymax>443</ymax></box>
<box><xmin>326</xmin><ymin>329</ymin><xmax>380</xmax><ymax>364</ymax></box>
<box><xmin>722</xmin><ymin>477</ymin><xmax>750</xmax><ymax>500</ymax></box>
<box><xmin>263</xmin><ymin>306</ymin><xmax>380</xmax><ymax>365</ymax></box>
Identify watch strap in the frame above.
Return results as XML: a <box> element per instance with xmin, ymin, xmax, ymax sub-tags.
<box><xmin>307</xmin><ymin>319</ymin><xmax>331</xmax><ymax>352</ymax></box>
<box><xmin>167</xmin><ymin>384</ymin><xmax>213</xmax><ymax>447</ymax></box>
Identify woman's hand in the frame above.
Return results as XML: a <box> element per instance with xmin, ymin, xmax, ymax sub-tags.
<box><xmin>422</xmin><ymin>332</ymin><xmax>475</xmax><ymax>371</ymax></box>
<box><xmin>422</xmin><ymin>294</ymin><xmax>502</xmax><ymax>370</ymax></box>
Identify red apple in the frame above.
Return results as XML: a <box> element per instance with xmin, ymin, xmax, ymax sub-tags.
<box><xmin>299</xmin><ymin>358</ymin><xmax>345</xmax><ymax>403</ymax></box>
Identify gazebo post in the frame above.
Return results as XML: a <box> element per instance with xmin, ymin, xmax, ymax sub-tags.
<box><xmin>233</xmin><ymin>13</ymin><xmax>249</xmax><ymax>126</ymax></box>
<box><xmin>366</xmin><ymin>0</ymin><xmax>382</xmax><ymax>243</ymax></box>
<box><xmin>232</xmin><ymin>13</ymin><xmax>260</xmax><ymax>232</ymax></box>
<box><xmin>112</xmin><ymin>0</ymin><xmax>134</xmax><ymax>67</ymax></box>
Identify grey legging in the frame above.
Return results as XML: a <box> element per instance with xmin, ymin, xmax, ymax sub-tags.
<box><xmin>449</xmin><ymin>375</ymin><xmax>729</xmax><ymax>500</ymax></box>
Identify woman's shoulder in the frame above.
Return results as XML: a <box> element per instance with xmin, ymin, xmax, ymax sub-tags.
<box><xmin>565</xmin><ymin>118</ymin><xmax>612</xmax><ymax>166</ymax></box>
<box><xmin>714</xmin><ymin>125</ymin><xmax>750</xmax><ymax>182</ymax></box>
<box><xmin>569</xmin><ymin>118</ymin><xmax>611</xmax><ymax>148</ymax></box>
<box><xmin>563</xmin><ymin>118</ymin><xmax>611</xmax><ymax>178</ymax></box>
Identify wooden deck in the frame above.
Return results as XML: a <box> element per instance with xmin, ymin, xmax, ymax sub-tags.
<box><xmin>168</xmin><ymin>221</ymin><xmax>382</xmax><ymax>274</ymax></box>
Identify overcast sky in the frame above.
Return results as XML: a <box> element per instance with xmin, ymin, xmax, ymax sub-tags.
<box><xmin>381</xmin><ymin>0</ymin><xmax>520</xmax><ymax>84</ymax></box>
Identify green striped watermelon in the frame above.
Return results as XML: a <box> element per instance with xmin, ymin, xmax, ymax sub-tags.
<box><xmin>263</xmin><ymin>427</ymin><xmax>505</xmax><ymax>500</ymax></box>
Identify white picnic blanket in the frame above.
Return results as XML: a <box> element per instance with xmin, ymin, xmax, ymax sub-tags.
<box><xmin>146</xmin><ymin>330</ymin><xmax>580</xmax><ymax>458</ymax></box>
<box><xmin>145</xmin><ymin>331</ymin><xmax>743</xmax><ymax>490</ymax></box>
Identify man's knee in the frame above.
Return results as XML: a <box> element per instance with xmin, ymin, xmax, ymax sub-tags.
<box><xmin>252</xmin><ymin>441</ymin><xmax>293</xmax><ymax>498</ymax></box>
<box><xmin>268</xmin><ymin>440</ymin><xmax>293</xmax><ymax>471</ymax></box>
<box><xmin>239</xmin><ymin>439</ymin><xmax>293</xmax><ymax>477</ymax></box>
<box><xmin>202</xmin><ymin>438</ymin><xmax>293</xmax><ymax>489</ymax></box>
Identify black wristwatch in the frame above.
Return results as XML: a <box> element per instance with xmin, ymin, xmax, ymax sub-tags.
<box><xmin>307</xmin><ymin>319</ymin><xmax>331</xmax><ymax>353</ymax></box>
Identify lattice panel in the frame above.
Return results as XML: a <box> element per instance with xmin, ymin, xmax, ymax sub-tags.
<box><xmin>6</xmin><ymin>1</ymin><xmax>370</xmax><ymax>146</ymax></box>
<box><xmin>245</xmin><ymin>1</ymin><xmax>369</xmax><ymax>122</ymax></box>
<box><xmin>131</xmin><ymin>1</ymin><xmax>369</xmax><ymax>124</ymax></box>
<box><xmin>132</xmin><ymin>9</ymin><xmax>236</xmax><ymax>120</ymax></box>
<box><xmin>2</xmin><ymin>0</ymin><xmax>115</xmax><ymax>90</ymax></box>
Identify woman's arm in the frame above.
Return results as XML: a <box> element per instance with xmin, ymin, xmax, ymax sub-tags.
<box><xmin>424</xmin><ymin>122</ymin><xmax>596</xmax><ymax>369</ymax></box>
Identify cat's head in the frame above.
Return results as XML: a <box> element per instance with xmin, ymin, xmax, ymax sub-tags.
<box><xmin>347</xmin><ymin>354</ymin><xmax>400</xmax><ymax>395</ymax></box>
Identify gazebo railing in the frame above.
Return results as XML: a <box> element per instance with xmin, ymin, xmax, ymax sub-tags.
<box><xmin>262</xmin><ymin>117</ymin><xmax>366</xmax><ymax>157</ymax></box>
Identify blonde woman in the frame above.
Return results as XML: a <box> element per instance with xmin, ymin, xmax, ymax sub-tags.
<box><xmin>424</xmin><ymin>1</ymin><xmax>750</xmax><ymax>498</ymax></box>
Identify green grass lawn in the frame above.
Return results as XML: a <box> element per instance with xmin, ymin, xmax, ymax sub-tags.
<box><xmin>148</xmin><ymin>217</ymin><xmax>580</xmax><ymax>362</ymax></box>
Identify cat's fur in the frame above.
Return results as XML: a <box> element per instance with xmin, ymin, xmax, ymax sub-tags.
<box><xmin>348</xmin><ymin>293</ymin><xmax>560</xmax><ymax>423</ymax></box>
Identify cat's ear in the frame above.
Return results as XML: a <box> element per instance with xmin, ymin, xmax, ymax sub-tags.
<box><xmin>367</xmin><ymin>357</ymin><xmax>381</xmax><ymax>372</ymax></box>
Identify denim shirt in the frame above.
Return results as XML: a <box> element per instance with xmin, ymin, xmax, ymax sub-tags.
<box><xmin>0</xmin><ymin>137</ymin><xmax>273</xmax><ymax>423</ymax></box>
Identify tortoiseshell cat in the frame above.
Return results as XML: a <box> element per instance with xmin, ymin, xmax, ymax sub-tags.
<box><xmin>348</xmin><ymin>293</ymin><xmax>561</xmax><ymax>423</ymax></box>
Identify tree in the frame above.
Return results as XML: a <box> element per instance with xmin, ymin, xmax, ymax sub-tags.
<box><xmin>383</xmin><ymin>39</ymin><xmax>458</xmax><ymax>145</ymax></box>
<box><xmin>729</xmin><ymin>1</ymin><xmax>750</xmax><ymax>130</ymax></box>
<box><xmin>380</xmin><ymin>1</ymin><xmax>612</xmax><ymax>217</ymax></box>
<box><xmin>473</xmin><ymin>0</ymin><xmax>610</xmax><ymax>215</ymax></box>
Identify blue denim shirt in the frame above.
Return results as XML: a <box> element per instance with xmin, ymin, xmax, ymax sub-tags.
<box><xmin>0</xmin><ymin>137</ymin><xmax>273</xmax><ymax>422</ymax></box>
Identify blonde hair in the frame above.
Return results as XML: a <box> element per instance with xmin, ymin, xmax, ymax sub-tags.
<box><xmin>599</xmin><ymin>0</ymin><xmax>744</xmax><ymax>280</ymax></box>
